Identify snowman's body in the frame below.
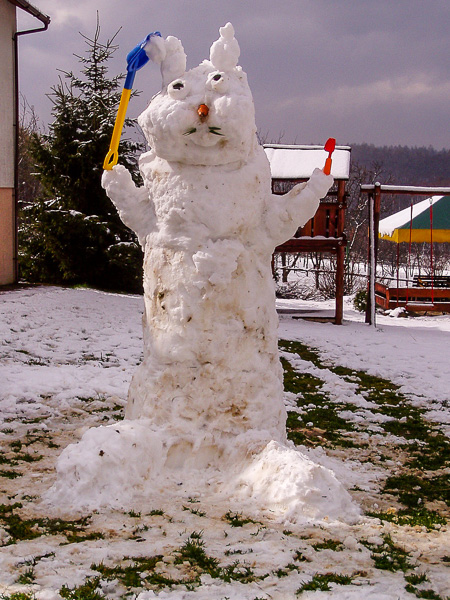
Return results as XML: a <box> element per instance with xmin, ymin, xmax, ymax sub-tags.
<box><xmin>48</xmin><ymin>25</ymin><xmax>360</xmax><ymax>523</ymax></box>
<box><xmin>126</xmin><ymin>149</ymin><xmax>287</xmax><ymax>444</ymax></box>
<box><xmin>102</xmin><ymin>23</ymin><xmax>333</xmax><ymax>461</ymax></box>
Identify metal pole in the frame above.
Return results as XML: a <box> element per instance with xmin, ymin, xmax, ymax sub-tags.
<box><xmin>365</xmin><ymin>192</ymin><xmax>375</xmax><ymax>324</ymax></box>
<box><xmin>369</xmin><ymin>193</ymin><xmax>376</xmax><ymax>325</ymax></box>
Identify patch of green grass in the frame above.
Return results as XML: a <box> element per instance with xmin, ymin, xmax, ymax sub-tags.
<box><xmin>273</xmin><ymin>564</ymin><xmax>297</xmax><ymax>578</ymax></box>
<box><xmin>362</xmin><ymin>534</ymin><xmax>412</xmax><ymax>572</ymax></box>
<box><xmin>280</xmin><ymin>356</ymin><xmax>324</xmax><ymax>398</ymax></box>
<box><xmin>279</xmin><ymin>340</ymin><xmax>323</xmax><ymax>369</ymax></box>
<box><xmin>280</xmin><ymin>351</ymin><xmax>358</xmax><ymax>448</ymax></box>
<box><xmin>405</xmin><ymin>573</ymin><xmax>429</xmax><ymax>585</ymax></box>
<box><xmin>408</xmin><ymin>434</ymin><xmax>450</xmax><ymax>471</ymax></box>
<box><xmin>0</xmin><ymin>505</ymin><xmax>103</xmax><ymax>544</ymax></box>
<box><xmin>297</xmin><ymin>572</ymin><xmax>354</xmax><ymax>594</ymax></box>
<box><xmin>93</xmin><ymin>555</ymin><xmax>179</xmax><ymax>589</ymax></box>
<box><xmin>0</xmin><ymin>502</ymin><xmax>22</xmax><ymax>515</ymax></box>
<box><xmin>0</xmin><ymin>594</ymin><xmax>35</xmax><ymax>600</ymax></box>
<box><xmin>183</xmin><ymin>505</ymin><xmax>206</xmax><ymax>517</ymax></box>
<box><xmin>312</xmin><ymin>538</ymin><xmax>344</xmax><ymax>552</ymax></box>
<box><xmin>0</xmin><ymin>469</ymin><xmax>21</xmax><ymax>479</ymax></box>
<box><xmin>224</xmin><ymin>548</ymin><xmax>254</xmax><ymax>556</ymax></box>
<box><xmin>176</xmin><ymin>532</ymin><xmax>220</xmax><ymax>576</ymax></box>
<box><xmin>293</xmin><ymin>550</ymin><xmax>310</xmax><ymax>562</ymax></box>
<box><xmin>223</xmin><ymin>512</ymin><xmax>260</xmax><ymax>527</ymax></box>
<box><xmin>383</xmin><ymin>473</ymin><xmax>449</xmax><ymax>508</ymax></box>
<box><xmin>60</xmin><ymin>577</ymin><xmax>104</xmax><ymax>600</ymax></box>
<box><xmin>178</xmin><ymin>532</ymin><xmax>266</xmax><ymax>585</ymax></box>
<box><xmin>0</xmin><ymin>453</ymin><xmax>18</xmax><ymax>466</ymax></box>
<box><xmin>0</xmin><ymin>440</ymin><xmax>42</xmax><ymax>466</ymax></box>
<box><xmin>149</xmin><ymin>509</ymin><xmax>165</xmax><ymax>516</ymax></box>
<box><xmin>369</xmin><ymin>507</ymin><xmax>447</xmax><ymax>530</ymax></box>
<box><xmin>17</xmin><ymin>567</ymin><xmax>36</xmax><ymax>584</ymax></box>
<box><xmin>15</xmin><ymin>452</ymin><xmax>43</xmax><ymax>463</ymax></box>
<box><xmin>23</xmin><ymin>416</ymin><xmax>47</xmax><ymax>424</ymax></box>
<box><xmin>405</xmin><ymin>585</ymin><xmax>448</xmax><ymax>600</ymax></box>
<box><xmin>221</xmin><ymin>560</ymin><xmax>258</xmax><ymax>583</ymax></box>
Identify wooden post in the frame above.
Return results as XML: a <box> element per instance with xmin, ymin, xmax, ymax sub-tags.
<box><xmin>335</xmin><ymin>180</ymin><xmax>346</xmax><ymax>324</ymax></box>
<box><xmin>335</xmin><ymin>244</ymin><xmax>344</xmax><ymax>324</ymax></box>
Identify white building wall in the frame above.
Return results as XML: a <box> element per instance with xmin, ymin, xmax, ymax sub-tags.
<box><xmin>0</xmin><ymin>0</ymin><xmax>16</xmax><ymax>284</ymax></box>
<box><xmin>0</xmin><ymin>0</ymin><xmax>16</xmax><ymax>188</ymax></box>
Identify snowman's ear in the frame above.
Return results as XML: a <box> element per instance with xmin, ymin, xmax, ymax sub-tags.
<box><xmin>146</xmin><ymin>34</ymin><xmax>187</xmax><ymax>87</ymax></box>
<box><xmin>210</xmin><ymin>22</ymin><xmax>240</xmax><ymax>71</ymax></box>
<box><xmin>161</xmin><ymin>36</ymin><xmax>187</xmax><ymax>86</ymax></box>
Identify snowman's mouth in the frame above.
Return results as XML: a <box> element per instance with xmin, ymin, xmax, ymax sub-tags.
<box><xmin>183</xmin><ymin>125</ymin><xmax>225</xmax><ymax>148</ymax></box>
<box><xmin>183</xmin><ymin>125</ymin><xmax>225</xmax><ymax>147</ymax></box>
<box><xmin>184</xmin><ymin>126</ymin><xmax>224</xmax><ymax>137</ymax></box>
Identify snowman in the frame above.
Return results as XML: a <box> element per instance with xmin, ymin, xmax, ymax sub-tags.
<box><xmin>49</xmin><ymin>24</ymin><xmax>359</xmax><ymax>523</ymax></box>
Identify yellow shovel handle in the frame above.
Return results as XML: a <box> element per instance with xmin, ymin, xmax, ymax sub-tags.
<box><xmin>103</xmin><ymin>88</ymin><xmax>132</xmax><ymax>170</ymax></box>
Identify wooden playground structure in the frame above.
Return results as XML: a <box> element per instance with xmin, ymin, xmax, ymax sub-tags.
<box><xmin>265</xmin><ymin>144</ymin><xmax>351</xmax><ymax>325</ymax></box>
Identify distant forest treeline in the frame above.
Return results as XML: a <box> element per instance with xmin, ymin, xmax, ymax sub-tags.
<box><xmin>350</xmin><ymin>144</ymin><xmax>450</xmax><ymax>187</ymax></box>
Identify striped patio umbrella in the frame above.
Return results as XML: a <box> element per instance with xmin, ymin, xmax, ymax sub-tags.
<box><xmin>379</xmin><ymin>195</ymin><xmax>450</xmax><ymax>243</ymax></box>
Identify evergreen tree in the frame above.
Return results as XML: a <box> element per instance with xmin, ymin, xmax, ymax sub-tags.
<box><xmin>20</xmin><ymin>19</ymin><xmax>144</xmax><ymax>292</ymax></box>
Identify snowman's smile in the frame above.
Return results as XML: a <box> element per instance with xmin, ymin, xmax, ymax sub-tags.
<box><xmin>183</xmin><ymin>124</ymin><xmax>225</xmax><ymax>147</ymax></box>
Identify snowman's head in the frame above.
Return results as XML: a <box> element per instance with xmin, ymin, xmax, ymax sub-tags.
<box><xmin>138</xmin><ymin>23</ymin><xmax>258</xmax><ymax>166</ymax></box>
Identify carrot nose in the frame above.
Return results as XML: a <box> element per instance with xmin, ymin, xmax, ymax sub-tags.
<box><xmin>197</xmin><ymin>104</ymin><xmax>209</xmax><ymax>120</ymax></box>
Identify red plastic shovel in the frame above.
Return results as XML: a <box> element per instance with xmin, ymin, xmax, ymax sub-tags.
<box><xmin>323</xmin><ymin>137</ymin><xmax>336</xmax><ymax>175</ymax></box>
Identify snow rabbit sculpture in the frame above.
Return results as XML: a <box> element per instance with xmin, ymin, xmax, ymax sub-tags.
<box><xmin>50</xmin><ymin>23</ymin><xmax>359</xmax><ymax>524</ymax></box>
<box><xmin>102</xmin><ymin>24</ymin><xmax>333</xmax><ymax>461</ymax></box>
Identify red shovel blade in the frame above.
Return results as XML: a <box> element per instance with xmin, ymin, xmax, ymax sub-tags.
<box><xmin>324</xmin><ymin>137</ymin><xmax>336</xmax><ymax>154</ymax></box>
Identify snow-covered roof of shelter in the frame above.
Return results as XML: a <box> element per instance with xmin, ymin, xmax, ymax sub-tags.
<box><xmin>379</xmin><ymin>196</ymin><xmax>444</xmax><ymax>237</ymax></box>
<box><xmin>264</xmin><ymin>144</ymin><xmax>351</xmax><ymax>180</ymax></box>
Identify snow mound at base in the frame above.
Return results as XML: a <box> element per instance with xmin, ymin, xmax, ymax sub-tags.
<box><xmin>45</xmin><ymin>420</ymin><xmax>360</xmax><ymax>525</ymax></box>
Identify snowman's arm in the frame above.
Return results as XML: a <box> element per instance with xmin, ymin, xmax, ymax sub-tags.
<box><xmin>102</xmin><ymin>165</ymin><xmax>156</xmax><ymax>247</ymax></box>
<box><xmin>265</xmin><ymin>168</ymin><xmax>333</xmax><ymax>247</ymax></box>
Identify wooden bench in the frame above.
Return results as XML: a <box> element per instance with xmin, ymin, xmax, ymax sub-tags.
<box><xmin>375</xmin><ymin>281</ymin><xmax>450</xmax><ymax>312</ymax></box>
<box><xmin>413</xmin><ymin>275</ymin><xmax>450</xmax><ymax>288</ymax></box>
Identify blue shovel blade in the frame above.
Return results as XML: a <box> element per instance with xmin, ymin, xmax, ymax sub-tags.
<box><xmin>124</xmin><ymin>31</ymin><xmax>161</xmax><ymax>88</ymax></box>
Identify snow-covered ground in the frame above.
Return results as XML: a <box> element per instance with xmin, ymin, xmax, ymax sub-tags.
<box><xmin>0</xmin><ymin>285</ymin><xmax>449</xmax><ymax>599</ymax></box>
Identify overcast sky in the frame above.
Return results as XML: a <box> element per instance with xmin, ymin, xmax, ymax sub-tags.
<box><xmin>17</xmin><ymin>0</ymin><xmax>450</xmax><ymax>149</ymax></box>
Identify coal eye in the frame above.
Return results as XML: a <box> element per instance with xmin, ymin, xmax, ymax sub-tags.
<box><xmin>208</xmin><ymin>71</ymin><xmax>228</xmax><ymax>93</ymax></box>
<box><xmin>168</xmin><ymin>79</ymin><xmax>189</xmax><ymax>99</ymax></box>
